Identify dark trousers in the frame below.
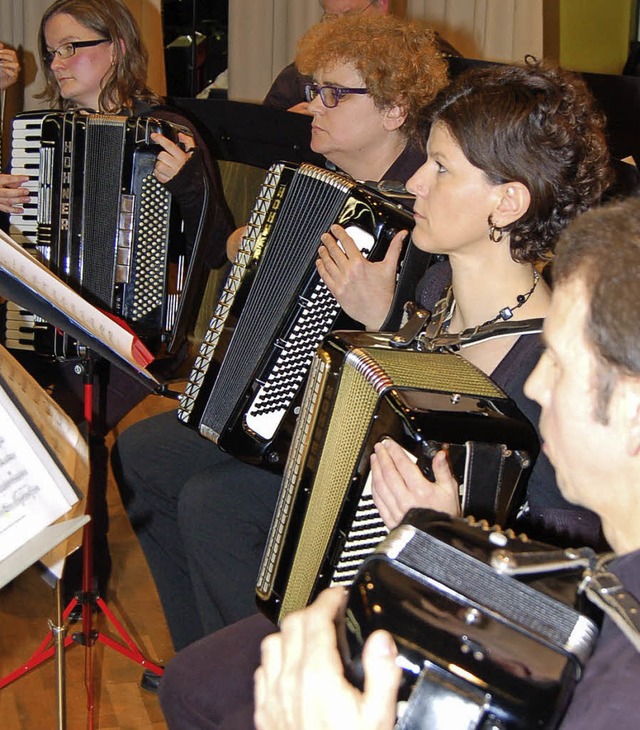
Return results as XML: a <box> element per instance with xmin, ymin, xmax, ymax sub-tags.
<box><xmin>159</xmin><ymin>612</ymin><xmax>275</xmax><ymax>729</ymax></box>
<box><xmin>111</xmin><ymin>410</ymin><xmax>281</xmax><ymax>650</ymax></box>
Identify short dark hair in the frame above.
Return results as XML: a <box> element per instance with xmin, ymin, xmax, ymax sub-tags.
<box><xmin>553</xmin><ymin>196</ymin><xmax>640</xmax><ymax>421</ymax></box>
<box><xmin>37</xmin><ymin>0</ymin><xmax>162</xmax><ymax>112</ymax></box>
<box><xmin>424</xmin><ymin>60</ymin><xmax>613</xmax><ymax>263</ymax></box>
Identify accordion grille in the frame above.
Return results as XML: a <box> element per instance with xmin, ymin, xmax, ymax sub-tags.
<box><xmin>258</xmin><ymin>347</ymin><xmax>506</xmax><ymax>618</ymax></box>
<box><xmin>130</xmin><ymin>175</ymin><xmax>172</xmax><ymax>320</ymax></box>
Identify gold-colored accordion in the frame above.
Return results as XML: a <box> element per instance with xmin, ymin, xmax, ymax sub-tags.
<box><xmin>256</xmin><ymin>330</ymin><xmax>540</xmax><ymax>623</ymax></box>
<box><xmin>177</xmin><ymin>161</ymin><xmax>421</xmax><ymax>470</ymax></box>
<box><xmin>4</xmin><ymin>110</ymin><xmax>197</xmax><ymax>357</ymax></box>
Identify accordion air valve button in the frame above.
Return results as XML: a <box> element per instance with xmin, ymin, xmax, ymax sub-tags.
<box><xmin>488</xmin><ymin>531</ymin><xmax>508</xmax><ymax>547</ymax></box>
<box><xmin>463</xmin><ymin>607</ymin><xmax>482</xmax><ymax>626</ymax></box>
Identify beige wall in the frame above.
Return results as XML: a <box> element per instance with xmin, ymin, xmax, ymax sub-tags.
<box><xmin>0</xmin><ymin>0</ymin><xmax>165</xmax><ymax>114</ymax></box>
<box><xmin>227</xmin><ymin>0</ymin><xmax>544</xmax><ymax>103</ymax></box>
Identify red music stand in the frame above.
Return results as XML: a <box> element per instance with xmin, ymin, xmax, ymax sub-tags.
<box><xmin>0</xmin><ymin>350</ymin><xmax>164</xmax><ymax>729</ymax></box>
<box><xmin>0</xmin><ymin>226</ymin><xmax>174</xmax><ymax>726</ymax></box>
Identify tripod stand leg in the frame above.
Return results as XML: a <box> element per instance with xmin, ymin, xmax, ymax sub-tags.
<box><xmin>53</xmin><ymin>579</ymin><xmax>67</xmax><ymax>730</ymax></box>
<box><xmin>0</xmin><ymin>599</ymin><xmax>77</xmax><ymax>690</ymax></box>
<box><xmin>93</xmin><ymin>596</ymin><xmax>164</xmax><ymax>675</ymax></box>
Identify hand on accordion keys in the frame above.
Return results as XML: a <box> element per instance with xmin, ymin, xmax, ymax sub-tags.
<box><xmin>254</xmin><ymin>586</ymin><xmax>400</xmax><ymax>730</ymax></box>
<box><xmin>370</xmin><ymin>438</ymin><xmax>460</xmax><ymax>528</ymax></box>
<box><xmin>150</xmin><ymin>131</ymin><xmax>196</xmax><ymax>185</ymax></box>
<box><xmin>0</xmin><ymin>173</ymin><xmax>30</xmax><ymax>215</ymax></box>
<box><xmin>316</xmin><ymin>224</ymin><xmax>408</xmax><ymax>331</ymax></box>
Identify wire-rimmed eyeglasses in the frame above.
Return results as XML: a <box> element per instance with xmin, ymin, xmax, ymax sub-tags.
<box><xmin>44</xmin><ymin>39</ymin><xmax>111</xmax><ymax>65</ymax></box>
<box><xmin>304</xmin><ymin>83</ymin><xmax>369</xmax><ymax>108</ymax></box>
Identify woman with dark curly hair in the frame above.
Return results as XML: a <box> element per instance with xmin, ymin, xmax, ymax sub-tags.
<box><xmin>157</xmin><ymin>60</ymin><xmax>613</xmax><ymax>730</ymax></box>
<box><xmin>369</xmin><ymin>60</ymin><xmax>612</xmax><ymax>541</ymax></box>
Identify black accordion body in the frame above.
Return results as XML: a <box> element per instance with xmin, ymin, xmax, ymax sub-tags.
<box><xmin>4</xmin><ymin>110</ymin><xmax>194</xmax><ymax>357</ymax></box>
<box><xmin>177</xmin><ymin>161</ymin><xmax>416</xmax><ymax>470</ymax></box>
<box><xmin>342</xmin><ymin>509</ymin><xmax>601</xmax><ymax>729</ymax></box>
<box><xmin>256</xmin><ymin>330</ymin><xmax>539</xmax><ymax>623</ymax></box>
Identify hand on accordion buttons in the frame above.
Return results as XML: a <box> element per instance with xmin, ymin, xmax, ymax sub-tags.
<box><xmin>0</xmin><ymin>174</ymin><xmax>30</xmax><ymax>214</ymax></box>
<box><xmin>151</xmin><ymin>131</ymin><xmax>196</xmax><ymax>184</ymax></box>
<box><xmin>316</xmin><ymin>225</ymin><xmax>407</xmax><ymax>331</ymax></box>
<box><xmin>370</xmin><ymin>438</ymin><xmax>460</xmax><ymax>528</ymax></box>
<box><xmin>254</xmin><ymin>586</ymin><xmax>400</xmax><ymax>730</ymax></box>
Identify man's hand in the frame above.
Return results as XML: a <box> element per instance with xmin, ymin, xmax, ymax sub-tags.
<box><xmin>317</xmin><ymin>224</ymin><xmax>407</xmax><ymax>330</ymax></box>
<box><xmin>255</xmin><ymin>586</ymin><xmax>400</xmax><ymax>730</ymax></box>
<box><xmin>371</xmin><ymin>439</ymin><xmax>460</xmax><ymax>528</ymax></box>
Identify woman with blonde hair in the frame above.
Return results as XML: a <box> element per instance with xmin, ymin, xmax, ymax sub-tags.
<box><xmin>2</xmin><ymin>0</ymin><xmax>231</xmax><ymax>266</ymax></box>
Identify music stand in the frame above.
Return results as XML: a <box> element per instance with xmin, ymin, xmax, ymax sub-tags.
<box><xmin>0</xmin><ymin>229</ymin><xmax>167</xmax><ymax>727</ymax></box>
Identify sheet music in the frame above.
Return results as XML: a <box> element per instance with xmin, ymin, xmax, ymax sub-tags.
<box><xmin>0</xmin><ymin>227</ymin><xmax>157</xmax><ymax>380</ymax></box>
<box><xmin>0</xmin><ymin>385</ymin><xmax>80</xmax><ymax>562</ymax></box>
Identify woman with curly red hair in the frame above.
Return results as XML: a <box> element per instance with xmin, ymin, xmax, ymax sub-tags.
<box><xmin>113</xmin><ymin>12</ymin><xmax>449</xmax><ymax>657</ymax></box>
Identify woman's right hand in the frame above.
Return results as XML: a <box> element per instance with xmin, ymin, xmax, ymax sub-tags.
<box><xmin>370</xmin><ymin>438</ymin><xmax>460</xmax><ymax>528</ymax></box>
<box><xmin>0</xmin><ymin>45</ymin><xmax>19</xmax><ymax>90</ymax></box>
<box><xmin>316</xmin><ymin>224</ymin><xmax>406</xmax><ymax>330</ymax></box>
<box><xmin>0</xmin><ymin>174</ymin><xmax>30</xmax><ymax>214</ymax></box>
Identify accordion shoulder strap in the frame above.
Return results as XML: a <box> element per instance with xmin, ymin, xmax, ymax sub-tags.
<box><xmin>381</xmin><ymin>244</ymin><xmax>434</xmax><ymax>332</ymax></box>
<box><xmin>582</xmin><ymin>562</ymin><xmax>640</xmax><ymax>654</ymax></box>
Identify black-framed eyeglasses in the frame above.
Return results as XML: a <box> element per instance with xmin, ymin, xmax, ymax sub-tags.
<box><xmin>322</xmin><ymin>0</ymin><xmax>374</xmax><ymax>21</ymax></box>
<box><xmin>44</xmin><ymin>39</ymin><xmax>111</xmax><ymax>65</ymax></box>
<box><xmin>304</xmin><ymin>83</ymin><xmax>369</xmax><ymax>108</ymax></box>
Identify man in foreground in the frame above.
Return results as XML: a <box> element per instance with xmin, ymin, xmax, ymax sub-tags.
<box><xmin>254</xmin><ymin>195</ymin><xmax>640</xmax><ymax>730</ymax></box>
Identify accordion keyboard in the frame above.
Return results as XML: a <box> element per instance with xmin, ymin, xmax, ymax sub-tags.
<box><xmin>329</xmin><ymin>480</ymin><xmax>389</xmax><ymax>586</ymax></box>
<box><xmin>5</xmin><ymin>115</ymin><xmax>47</xmax><ymax>351</ymax></box>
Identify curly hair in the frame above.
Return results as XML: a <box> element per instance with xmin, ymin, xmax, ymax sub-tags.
<box><xmin>424</xmin><ymin>60</ymin><xmax>613</xmax><ymax>263</ymax></box>
<box><xmin>37</xmin><ymin>0</ymin><xmax>162</xmax><ymax>112</ymax></box>
<box><xmin>295</xmin><ymin>14</ymin><xmax>449</xmax><ymax>140</ymax></box>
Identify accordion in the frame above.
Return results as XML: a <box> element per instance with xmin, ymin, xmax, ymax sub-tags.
<box><xmin>256</xmin><ymin>330</ymin><xmax>539</xmax><ymax>624</ymax></box>
<box><xmin>3</xmin><ymin>110</ymin><xmax>196</xmax><ymax>357</ymax></box>
<box><xmin>341</xmin><ymin>509</ymin><xmax>601</xmax><ymax>729</ymax></box>
<box><xmin>178</xmin><ymin>161</ymin><xmax>419</xmax><ymax>470</ymax></box>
